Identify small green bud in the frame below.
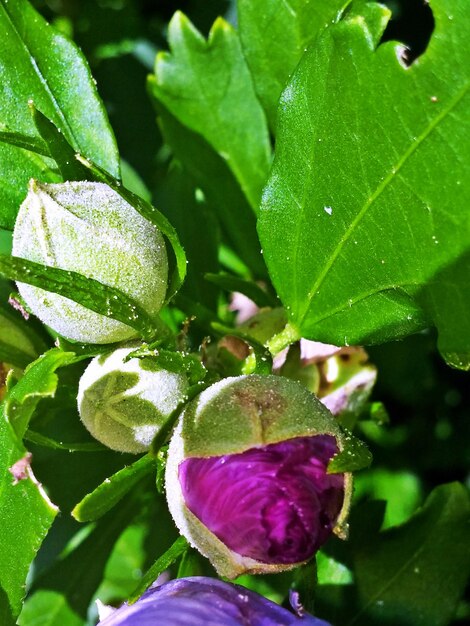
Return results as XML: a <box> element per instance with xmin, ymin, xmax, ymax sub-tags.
<box><xmin>12</xmin><ymin>180</ymin><xmax>168</xmax><ymax>344</ymax></box>
<box><xmin>77</xmin><ymin>347</ymin><xmax>189</xmax><ymax>453</ymax></box>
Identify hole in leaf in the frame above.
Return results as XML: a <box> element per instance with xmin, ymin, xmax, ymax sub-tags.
<box><xmin>381</xmin><ymin>0</ymin><xmax>435</xmax><ymax>65</ymax></box>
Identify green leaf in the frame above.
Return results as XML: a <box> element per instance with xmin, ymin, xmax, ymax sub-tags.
<box><xmin>72</xmin><ymin>455</ymin><xmax>156</xmax><ymax>522</ymax></box>
<box><xmin>155</xmin><ymin>162</ymin><xmax>219</xmax><ymax>309</ymax></box>
<box><xmin>0</xmin><ymin>255</ymin><xmax>157</xmax><ymax>341</ymax></box>
<box><xmin>258</xmin><ymin>0</ymin><xmax>470</xmax><ymax>366</ymax></box>
<box><xmin>291</xmin><ymin>559</ymin><xmax>317</xmax><ymax>616</ymax></box>
<box><xmin>96</xmin><ymin>523</ymin><xmax>149</xmax><ymax>607</ymax></box>
<box><xmin>328</xmin><ymin>431</ymin><xmax>372</xmax><ymax>473</ymax></box>
<box><xmin>354</xmin><ymin>469</ymin><xmax>423</xmax><ymax>528</ymax></box>
<box><xmin>0</xmin><ymin>144</ymin><xmax>59</xmax><ymax>231</ymax></box>
<box><xmin>0</xmin><ymin>404</ymin><xmax>58</xmax><ymax>619</ymax></box>
<box><xmin>348</xmin><ymin>482</ymin><xmax>470</xmax><ymax>626</ymax></box>
<box><xmin>30</xmin><ymin>106</ymin><xmax>92</xmax><ymax>182</ymax></box>
<box><xmin>27</xmin><ymin>495</ymin><xmax>138</xmax><ymax>623</ymax></box>
<box><xmin>151</xmin><ymin>12</ymin><xmax>271</xmax><ymax>212</ymax></box>
<box><xmin>0</xmin><ymin>126</ymin><xmax>50</xmax><ymax>156</ymax></box>
<box><xmin>4</xmin><ymin>348</ymin><xmax>77</xmax><ymax>438</ymax></box>
<box><xmin>24</xmin><ymin>429</ymin><xmax>105</xmax><ymax>452</ymax></box>
<box><xmin>19</xmin><ymin>591</ymin><xmax>84</xmax><ymax>626</ymax></box>
<box><xmin>0</xmin><ymin>278</ymin><xmax>48</xmax><ymax>369</ymax></box>
<box><xmin>205</xmin><ymin>272</ymin><xmax>276</xmax><ymax>308</ymax></box>
<box><xmin>317</xmin><ymin>551</ymin><xmax>353</xmax><ymax>586</ymax></box>
<box><xmin>0</xmin><ymin>334</ymin><xmax>38</xmax><ymax>370</ymax></box>
<box><xmin>126</xmin><ymin>347</ymin><xmax>207</xmax><ymax>386</ymax></box>
<box><xmin>237</xmin><ymin>0</ymin><xmax>348</xmax><ymax>129</ymax></box>
<box><xmin>0</xmin><ymin>584</ymin><xmax>16</xmax><ymax>626</ymax></box>
<box><xmin>153</xmin><ymin>103</ymin><xmax>266</xmax><ymax>277</ymax></box>
<box><xmin>176</xmin><ymin>548</ymin><xmax>204</xmax><ymax>578</ymax></box>
<box><xmin>128</xmin><ymin>536</ymin><xmax>188</xmax><ymax>603</ymax></box>
<box><xmin>0</xmin><ymin>0</ymin><xmax>119</xmax><ymax>229</ymax></box>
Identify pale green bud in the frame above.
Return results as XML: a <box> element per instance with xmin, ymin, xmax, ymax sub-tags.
<box><xmin>12</xmin><ymin>180</ymin><xmax>168</xmax><ymax>344</ymax></box>
<box><xmin>77</xmin><ymin>347</ymin><xmax>189</xmax><ymax>453</ymax></box>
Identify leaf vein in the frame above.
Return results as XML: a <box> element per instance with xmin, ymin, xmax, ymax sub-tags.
<box><xmin>0</xmin><ymin>4</ymin><xmax>77</xmax><ymax>146</ymax></box>
<box><xmin>302</xmin><ymin>80</ymin><xmax>470</xmax><ymax>319</ymax></box>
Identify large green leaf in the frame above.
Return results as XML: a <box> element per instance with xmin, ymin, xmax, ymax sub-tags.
<box><xmin>348</xmin><ymin>483</ymin><xmax>470</xmax><ymax>626</ymax></box>
<box><xmin>0</xmin><ymin>0</ymin><xmax>120</xmax><ymax>229</ymax></box>
<box><xmin>237</xmin><ymin>0</ymin><xmax>348</xmax><ymax>129</ymax></box>
<box><xmin>258</xmin><ymin>0</ymin><xmax>470</xmax><ymax>367</ymax></box>
<box><xmin>150</xmin><ymin>12</ymin><xmax>271</xmax><ymax>213</ymax></box>
<box><xmin>0</xmin><ymin>404</ymin><xmax>58</xmax><ymax>619</ymax></box>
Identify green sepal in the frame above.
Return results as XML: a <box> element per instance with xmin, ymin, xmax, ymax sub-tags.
<box><xmin>30</xmin><ymin>104</ymin><xmax>92</xmax><ymax>181</ymax></box>
<box><xmin>72</xmin><ymin>454</ymin><xmax>156</xmax><ymax>522</ymax></box>
<box><xmin>179</xmin><ymin>375</ymin><xmax>345</xmax><ymax>457</ymax></box>
<box><xmin>0</xmin><ymin>255</ymin><xmax>157</xmax><ymax>341</ymax></box>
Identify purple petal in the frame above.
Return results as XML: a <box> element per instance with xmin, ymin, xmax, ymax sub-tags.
<box><xmin>179</xmin><ymin>436</ymin><xmax>344</xmax><ymax>564</ymax></box>
<box><xmin>99</xmin><ymin>577</ymin><xmax>331</xmax><ymax>626</ymax></box>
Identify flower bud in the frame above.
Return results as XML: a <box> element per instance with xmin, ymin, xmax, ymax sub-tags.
<box><xmin>166</xmin><ymin>375</ymin><xmax>352</xmax><ymax>578</ymax></box>
<box><xmin>78</xmin><ymin>347</ymin><xmax>189</xmax><ymax>453</ymax></box>
<box><xmin>12</xmin><ymin>180</ymin><xmax>168</xmax><ymax>344</ymax></box>
<box><xmin>98</xmin><ymin>577</ymin><xmax>332</xmax><ymax>626</ymax></box>
<box><xmin>276</xmin><ymin>341</ymin><xmax>376</xmax><ymax>422</ymax></box>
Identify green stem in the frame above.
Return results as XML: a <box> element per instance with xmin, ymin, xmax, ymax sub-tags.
<box><xmin>266</xmin><ymin>321</ymin><xmax>300</xmax><ymax>356</ymax></box>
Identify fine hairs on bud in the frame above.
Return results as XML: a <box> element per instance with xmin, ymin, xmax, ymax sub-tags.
<box><xmin>12</xmin><ymin>180</ymin><xmax>168</xmax><ymax>344</ymax></box>
<box><xmin>78</xmin><ymin>347</ymin><xmax>189</xmax><ymax>453</ymax></box>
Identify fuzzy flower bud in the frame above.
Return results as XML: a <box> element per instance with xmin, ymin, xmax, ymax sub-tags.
<box><xmin>12</xmin><ymin>180</ymin><xmax>168</xmax><ymax>344</ymax></box>
<box><xmin>166</xmin><ymin>375</ymin><xmax>351</xmax><ymax>578</ymax></box>
<box><xmin>98</xmin><ymin>577</ymin><xmax>332</xmax><ymax>626</ymax></box>
<box><xmin>78</xmin><ymin>347</ymin><xmax>188</xmax><ymax>453</ymax></box>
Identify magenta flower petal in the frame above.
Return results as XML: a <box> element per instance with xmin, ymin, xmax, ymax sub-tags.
<box><xmin>179</xmin><ymin>436</ymin><xmax>344</xmax><ymax>564</ymax></box>
<box><xmin>98</xmin><ymin>577</ymin><xmax>332</xmax><ymax>626</ymax></box>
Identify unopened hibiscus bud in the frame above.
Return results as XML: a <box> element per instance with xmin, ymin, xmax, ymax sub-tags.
<box><xmin>12</xmin><ymin>180</ymin><xmax>168</xmax><ymax>344</ymax></box>
<box><xmin>276</xmin><ymin>341</ymin><xmax>376</xmax><ymax>422</ymax></box>
<box><xmin>98</xmin><ymin>576</ymin><xmax>332</xmax><ymax>626</ymax></box>
<box><xmin>166</xmin><ymin>375</ymin><xmax>352</xmax><ymax>578</ymax></box>
<box><xmin>78</xmin><ymin>347</ymin><xmax>188</xmax><ymax>453</ymax></box>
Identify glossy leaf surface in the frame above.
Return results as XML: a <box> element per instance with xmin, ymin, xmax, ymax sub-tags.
<box><xmin>72</xmin><ymin>455</ymin><xmax>156</xmax><ymax>522</ymax></box>
<box><xmin>349</xmin><ymin>483</ymin><xmax>470</xmax><ymax>626</ymax></box>
<box><xmin>151</xmin><ymin>12</ymin><xmax>271</xmax><ymax>212</ymax></box>
<box><xmin>0</xmin><ymin>0</ymin><xmax>119</xmax><ymax>229</ymax></box>
<box><xmin>4</xmin><ymin>349</ymin><xmax>77</xmax><ymax>438</ymax></box>
<box><xmin>0</xmin><ymin>404</ymin><xmax>58</xmax><ymax>619</ymax></box>
<box><xmin>258</xmin><ymin>0</ymin><xmax>470</xmax><ymax>367</ymax></box>
<box><xmin>238</xmin><ymin>0</ymin><xmax>348</xmax><ymax>129</ymax></box>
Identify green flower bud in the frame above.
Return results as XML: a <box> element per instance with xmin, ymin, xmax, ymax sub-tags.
<box><xmin>166</xmin><ymin>374</ymin><xmax>352</xmax><ymax>578</ymax></box>
<box><xmin>12</xmin><ymin>180</ymin><xmax>168</xmax><ymax>344</ymax></box>
<box><xmin>77</xmin><ymin>347</ymin><xmax>189</xmax><ymax>453</ymax></box>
